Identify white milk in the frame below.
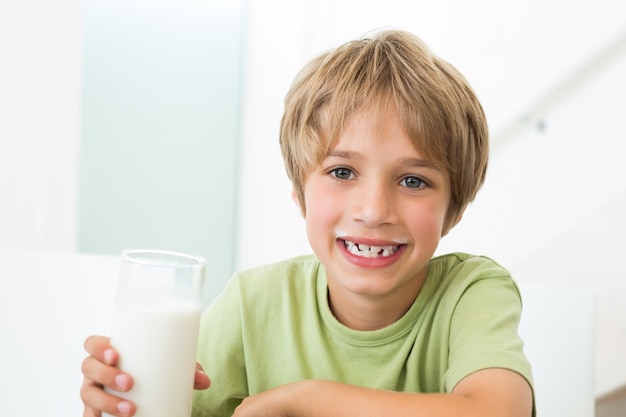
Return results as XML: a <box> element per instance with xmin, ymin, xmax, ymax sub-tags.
<box><xmin>105</xmin><ymin>298</ymin><xmax>201</xmax><ymax>417</ymax></box>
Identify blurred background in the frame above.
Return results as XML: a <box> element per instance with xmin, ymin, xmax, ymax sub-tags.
<box><xmin>1</xmin><ymin>0</ymin><xmax>625</xmax><ymax>414</ymax></box>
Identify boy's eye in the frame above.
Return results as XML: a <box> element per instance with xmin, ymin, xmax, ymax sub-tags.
<box><xmin>330</xmin><ymin>167</ymin><xmax>354</xmax><ymax>180</ymax></box>
<box><xmin>401</xmin><ymin>176</ymin><xmax>425</xmax><ymax>189</ymax></box>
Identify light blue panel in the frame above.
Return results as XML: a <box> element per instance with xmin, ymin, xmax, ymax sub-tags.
<box><xmin>79</xmin><ymin>0</ymin><xmax>246</xmax><ymax>306</ymax></box>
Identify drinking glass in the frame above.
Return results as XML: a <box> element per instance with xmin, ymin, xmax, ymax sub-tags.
<box><xmin>104</xmin><ymin>249</ymin><xmax>206</xmax><ymax>417</ymax></box>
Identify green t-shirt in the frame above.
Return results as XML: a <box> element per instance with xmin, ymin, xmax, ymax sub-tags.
<box><xmin>192</xmin><ymin>253</ymin><xmax>534</xmax><ymax>416</ymax></box>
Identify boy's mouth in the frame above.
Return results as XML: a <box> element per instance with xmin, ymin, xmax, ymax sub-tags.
<box><xmin>342</xmin><ymin>239</ymin><xmax>402</xmax><ymax>258</ymax></box>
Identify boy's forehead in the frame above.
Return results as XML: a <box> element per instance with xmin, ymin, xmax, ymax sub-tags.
<box><xmin>321</xmin><ymin>104</ymin><xmax>435</xmax><ymax>158</ymax></box>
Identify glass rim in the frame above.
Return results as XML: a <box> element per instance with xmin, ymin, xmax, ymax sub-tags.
<box><xmin>121</xmin><ymin>248</ymin><xmax>207</xmax><ymax>269</ymax></box>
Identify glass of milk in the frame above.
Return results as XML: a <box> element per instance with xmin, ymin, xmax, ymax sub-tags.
<box><xmin>105</xmin><ymin>249</ymin><xmax>206</xmax><ymax>417</ymax></box>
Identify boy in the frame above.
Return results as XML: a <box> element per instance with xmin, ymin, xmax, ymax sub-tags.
<box><xmin>81</xmin><ymin>29</ymin><xmax>534</xmax><ymax>417</ymax></box>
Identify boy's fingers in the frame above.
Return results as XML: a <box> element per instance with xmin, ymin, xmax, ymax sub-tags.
<box><xmin>81</xmin><ymin>355</ymin><xmax>133</xmax><ymax>392</ymax></box>
<box><xmin>81</xmin><ymin>378</ymin><xmax>135</xmax><ymax>417</ymax></box>
<box><xmin>194</xmin><ymin>365</ymin><xmax>211</xmax><ymax>390</ymax></box>
<box><xmin>82</xmin><ymin>407</ymin><xmax>99</xmax><ymax>417</ymax></box>
<box><xmin>84</xmin><ymin>335</ymin><xmax>117</xmax><ymax>365</ymax></box>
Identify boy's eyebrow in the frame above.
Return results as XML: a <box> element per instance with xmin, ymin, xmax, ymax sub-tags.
<box><xmin>326</xmin><ymin>150</ymin><xmax>357</xmax><ymax>159</ymax></box>
<box><xmin>327</xmin><ymin>150</ymin><xmax>441</xmax><ymax>171</ymax></box>
<box><xmin>400</xmin><ymin>157</ymin><xmax>441</xmax><ymax>170</ymax></box>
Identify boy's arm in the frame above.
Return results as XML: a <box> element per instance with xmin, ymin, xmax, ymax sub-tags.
<box><xmin>232</xmin><ymin>367</ymin><xmax>532</xmax><ymax>417</ymax></box>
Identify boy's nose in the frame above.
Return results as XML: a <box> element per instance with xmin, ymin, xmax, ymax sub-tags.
<box><xmin>349</xmin><ymin>182</ymin><xmax>398</xmax><ymax>228</ymax></box>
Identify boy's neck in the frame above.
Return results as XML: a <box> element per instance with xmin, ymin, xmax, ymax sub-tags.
<box><xmin>326</xmin><ymin>272</ymin><xmax>427</xmax><ymax>331</ymax></box>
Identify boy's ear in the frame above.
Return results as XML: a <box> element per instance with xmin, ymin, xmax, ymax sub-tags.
<box><xmin>451</xmin><ymin>210</ymin><xmax>464</xmax><ymax>228</ymax></box>
<box><xmin>291</xmin><ymin>188</ymin><xmax>299</xmax><ymax>206</ymax></box>
<box><xmin>442</xmin><ymin>207</ymin><xmax>465</xmax><ymax>237</ymax></box>
<box><xmin>292</xmin><ymin>189</ymin><xmax>305</xmax><ymax>218</ymax></box>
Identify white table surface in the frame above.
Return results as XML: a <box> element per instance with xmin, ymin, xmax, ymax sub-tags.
<box><xmin>0</xmin><ymin>249</ymin><xmax>120</xmax><ymax>417</ymax></box>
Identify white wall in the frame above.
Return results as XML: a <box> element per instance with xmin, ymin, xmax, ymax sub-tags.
<box><xmin>0</xmin><ymin>0</ymin><xmax>81</xmax><ymax>251</ymax></box>
<box><xmin>78</xmin><ymin>0</ymin><xmax>245</xmax><ymax>306</ymax></box>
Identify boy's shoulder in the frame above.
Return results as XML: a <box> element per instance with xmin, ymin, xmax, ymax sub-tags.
<box><xmin>429</xmin><ymin>252</ymin><xmax>512</xmax><ymax>283</ymax></box>
<box><xmin>431</xmin><ymin>252</ymin><xmax>506</xmax><ymax>268</ymax></box>
<box><xmin>424</xmin><ymin>252</ymin><xmax>520</xmax><ymax>311</ymax></box>
<box><xmin>234</xmin><ymin>254</ymin><xmax>321</xmax><ymax>283</ymax></box>
<box><xmin>225</xmin><ymin>255</ymin><xmax>321</xmax><ymax>307</ymax></box>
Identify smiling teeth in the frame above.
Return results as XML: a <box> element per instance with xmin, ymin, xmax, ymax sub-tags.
<box><xmin>344</xmin><ymin>240</ymin><xmax>399</xmax><ymax>258</ymax></box>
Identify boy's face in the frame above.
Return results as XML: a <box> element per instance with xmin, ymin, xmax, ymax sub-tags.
<box><xmin>300</xmin><ymin>103</ymin><xmax>452</xmax><ymax>315</ymax></box>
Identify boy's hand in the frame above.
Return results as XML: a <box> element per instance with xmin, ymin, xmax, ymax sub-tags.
<box><xmin>194</xmin><ymin>363</ymin><xmax>212</xmax><ymax>390</ymax></box>
<box><xmin>232</xmin><ymin>382</ymin><xmax>301</xmax><ymax>417</ymax></box>
<box><xmin>80</xmin><ymin>335</ymin><xmax>135</xmax><ymax>417</ymax></box>
<box><xmin>231</xmin><ymin>370</ymin><xmax>531</xmax><ymax>417</ymax></box>
<box><xmin>80</xmin><ymin>335</ymin><xmax>211</xmax><ymax>417</ymax></box>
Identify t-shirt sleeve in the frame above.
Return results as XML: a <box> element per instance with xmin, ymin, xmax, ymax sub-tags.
<box><xmin>444</xmin><ymin>274</ymin><xmax>534</xmax><ymax>394</ymax></box>
<box><xmin>192</xmin><ymin>275</ymin><xmax>248</xmax><ymax>417</ymax></box>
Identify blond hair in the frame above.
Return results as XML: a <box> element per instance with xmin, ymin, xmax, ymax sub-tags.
<box><xmin>279</xmin><ymin>30</ymin><xmax>489</xmax><ymax>233</ymax></box>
